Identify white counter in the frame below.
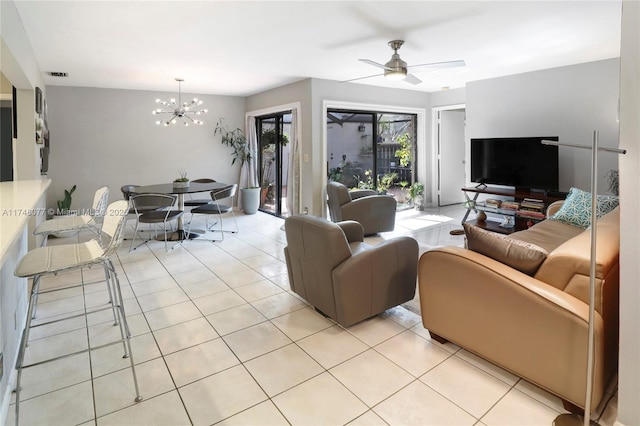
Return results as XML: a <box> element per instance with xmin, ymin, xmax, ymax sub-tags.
<box><xmin>0</xmin><ymin>178</ymin><xmax>51</xmax><ymax>424</ymax></box>
<box><xmin>0</xmin><ymin>179</ymin><xmax>52</xmax><ymax>260</ymax></box>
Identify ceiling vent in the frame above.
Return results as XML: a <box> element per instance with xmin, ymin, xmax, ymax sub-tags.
<box><xmin>47</xmin><ymin>72</ymin><xmax>68</xmax><ymax>78</ymax></box>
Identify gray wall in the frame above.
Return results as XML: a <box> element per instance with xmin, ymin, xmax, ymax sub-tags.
<box><xmin>466</xmin><ymin>59</ymin><xmax>620</xmax><ymax>193</ymax></box>
<box><xmin>45</xmin><ymin>86</ymin><xmax>245</xmax><ymax>211</ymax></box>
<box><xmin>246</xmin><ymin>78</ymin><xmax>432</xmax><ymax>215</ymax></box>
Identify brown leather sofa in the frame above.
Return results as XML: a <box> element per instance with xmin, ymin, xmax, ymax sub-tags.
<box><xmin>326</xmin><ymin>181</ymin><xmax>396</xmax><ymax>235</ymax></box>
<box><xmin>284</xmin><ymin>214</ymin><xmax>418</xmax><ymax>327</ymax></box>
<box><xmin>419</xmin><ymin>205</ymin><xmax>620</xmax><ymax>414</ymax></box>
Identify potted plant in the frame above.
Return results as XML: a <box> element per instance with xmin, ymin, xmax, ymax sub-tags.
<box><xmin>173</xmin><ymin>168</ymin><xmax>190</xmax><ymax>188</ymax></box>
<box><xmin>408</xmin><ymin>182</ymin><xmax>425</xmax><ymax>211</ymax></box>
<box><xmin>56</xmin><ymin>184</ymin><xmax>77</xmax><ymax>216</ymax></box>
<box><xmin>215</xmin><ymin>118</ymin><xmax>260</xmax><ymax>214</ymax></box>
<box><xmin>51</xmin><ymin>185</ymin><xmax>78</xmax><ymax>237</ymax></box>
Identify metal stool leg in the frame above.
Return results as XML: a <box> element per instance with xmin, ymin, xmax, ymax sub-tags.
<box><xmin>110</xmin><ymin>262</ymin><xmax>142</xmax><ymax>401</ymax></box>
<box><xmin>101</xmin><ymin>264</ymin><xmax>119</xmax><ymax>326</ymax></box>
<box><xmin>15</xmin><ymin>275</ymin><xmax>42</xmax><ymax>426</ymax></box>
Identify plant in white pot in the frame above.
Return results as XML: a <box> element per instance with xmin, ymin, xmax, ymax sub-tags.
<box><xmin>215</xmin><ymin>118</ymin><xmax>260</xmax><ymax>214</ymax></box>
<box><xmin>173</xmin><ymin>168</ymin><xmax>190</xmax><ymax>188</ymax></box>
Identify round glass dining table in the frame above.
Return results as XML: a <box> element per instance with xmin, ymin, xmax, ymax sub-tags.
<box><xmin>130</xmin><ymin>181</ymin><xmax>228</xmax><ymax>240</ymax></box>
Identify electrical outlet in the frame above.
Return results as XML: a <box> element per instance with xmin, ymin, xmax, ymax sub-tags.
<box><xmin>304</xmin><ymin>207</ymin><xmax>309</xmax><ymax>215</ymax></box>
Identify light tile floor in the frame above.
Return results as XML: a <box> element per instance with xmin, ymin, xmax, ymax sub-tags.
<box><xmin>8</xmin><ymin>205</ymin><xmax>618</xmax><ymax>426</ymax></box>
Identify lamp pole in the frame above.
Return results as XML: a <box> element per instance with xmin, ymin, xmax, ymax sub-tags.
<box><xmin>545</xmin><ymin>132</ymin><xmax>625</xmax><ymax>426</ymax></box>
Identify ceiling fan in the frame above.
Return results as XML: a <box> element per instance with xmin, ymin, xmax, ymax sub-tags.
<box><xmin>343</xmin><ymin>40</ymin><xmax>465</xmax><ymax>85</ymax></box>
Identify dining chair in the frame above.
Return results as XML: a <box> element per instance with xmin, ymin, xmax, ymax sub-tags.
<box><xmin>13</xmin><ymin>200</ymin><xmax>143</xmax><ymax>426</ymax></box>
<box><xmin>184</xmin><ymin>178</ymin><xmax>217</xmax><ymax>207</ymax></box>
<box><xmin>34</xmin><ymin>186</ymin><xmax>109</xmax><ymax>246</ymax></box>
<box><xmin>186</xmin><ymin>184</ymin><xmax>238</xmax><ymax>241</ymax></box>
<box><xmin>129</xmin><ymin>193</ymin><xmax>184</xmax><ymax>251</ymax></box>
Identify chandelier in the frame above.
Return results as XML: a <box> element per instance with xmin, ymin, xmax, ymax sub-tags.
<box><xmin>153</xmin><ymin>78</ymin><xmax>207</xmax><ymax>126</ymax></box>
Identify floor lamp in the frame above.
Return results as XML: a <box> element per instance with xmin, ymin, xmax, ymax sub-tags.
<box><xmin>543</xmin><ymin>132</ymin><xmax>626</xmax><ymax>426</ymax></box>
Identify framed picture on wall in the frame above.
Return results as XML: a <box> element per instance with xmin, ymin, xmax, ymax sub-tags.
<box><xmin>36</xmin><ymin>117</ymin><xmax>43</xmax><ymax>144</ymax></box>
<box><xmin>12</xmin><ymin>86</ymin><xmax>17</xmax><ymax>138</ymax></box>
<box><xmin>35</xmin><ymin>87</ymin><xmax>42</xmax><ymax>114</ymax></box>
<box><xmin>43</xmin><ymin>98</ymin><xmax>48</xmax><ymax>127</ymax></box>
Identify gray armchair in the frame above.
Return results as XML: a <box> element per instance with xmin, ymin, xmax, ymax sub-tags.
<box><xmin>284</xmin><ymin>215</ymin><xmax>418</xmax><ymax>327</ymax></box>
<box><xmin>326</xmin><ymin>181</ymin><xmax>396</xmax><ymax>235</ymax></box>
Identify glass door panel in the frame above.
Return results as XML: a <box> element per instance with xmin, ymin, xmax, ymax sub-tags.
<box><xmin>257</xmin><ymin>112</ymin><xmax>292</xmax><ymax>217</ymax></box>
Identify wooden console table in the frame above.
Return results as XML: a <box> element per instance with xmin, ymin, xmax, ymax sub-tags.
<box><xmin>461</xmin><ymin>186</ymin><xmax>567</xmax><ymax>234</ymax></box>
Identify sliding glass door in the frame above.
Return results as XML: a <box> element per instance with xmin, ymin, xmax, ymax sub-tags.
<box><xmin>326</xmin><ymin>109</ymin><xmax>417</xmax><ymax>208</ymax></box>
<box><xmin>257</xmin><ymin>112</ymin><xmax>292</xmax><ymax>217</ymax></box>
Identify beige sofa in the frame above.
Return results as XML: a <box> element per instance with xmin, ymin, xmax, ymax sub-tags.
<box><xmin>419</xmin><ymin>205</ymin><xmax>620</xmax><ymax>413</ymax></box>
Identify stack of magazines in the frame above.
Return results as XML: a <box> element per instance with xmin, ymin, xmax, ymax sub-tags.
<box><xmin>517</xmin><ymin>198</ymin><xmax>546</xmax><ymax>220</ymax></box>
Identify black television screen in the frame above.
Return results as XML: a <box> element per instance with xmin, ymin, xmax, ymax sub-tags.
<box><xmin>470</xmin><ymin>137</ymin><xmax>559</xmax><ymax>191</ymax></box>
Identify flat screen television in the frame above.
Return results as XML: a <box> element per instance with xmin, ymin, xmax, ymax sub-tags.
<box><xmin>470</xmin><ymin>136</ymin><xmax>559</xmax><ymax>191</ymax></box>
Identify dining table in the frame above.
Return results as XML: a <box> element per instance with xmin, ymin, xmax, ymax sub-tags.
<box><xmin>130</xmin><ymin>181</ymin><xmax>228</xmax><ymax>241</ymax></box>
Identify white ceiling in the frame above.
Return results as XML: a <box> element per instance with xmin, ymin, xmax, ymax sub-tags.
<box><xmin>13</xmin><ymin>1</ymin><xmax>622</xmax><ymax>97</ymax></box>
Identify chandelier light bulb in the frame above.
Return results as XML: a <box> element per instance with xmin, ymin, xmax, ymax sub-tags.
<box><xmin>153</xmin><ymin>78</ymin><xmax>207</xmax><ymax>126</ymax></box>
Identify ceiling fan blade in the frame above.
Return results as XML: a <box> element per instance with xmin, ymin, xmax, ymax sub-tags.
<box><xmin>340</xmin><ymin>72</ymin><xmax>385</xmax><ymax>84</ymax></box>
<box><xmin>404</xmin><ymin>74</ymin><xmax>422</xmax><ymax>85</ymax></box>
<box><xmin>359</xmin><ymin>59</ymin><xmax>392</xmax><ymax>71</ymax></box>
<box><xmin>407</xmin><ymin>60</ymin><xmax>466</xmax><ymax>70</ymax></box>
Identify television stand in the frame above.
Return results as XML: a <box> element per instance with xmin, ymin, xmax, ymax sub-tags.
<box><xmin>461</xmin><ymin>186</ymin><xmax>568</xmax><ymax>234</ymax></box>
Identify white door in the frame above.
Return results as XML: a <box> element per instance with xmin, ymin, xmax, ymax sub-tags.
<box><xmin>438</xmin><ymin>110</ymin><xmax>466</xmax><ymax>206</ymax></box>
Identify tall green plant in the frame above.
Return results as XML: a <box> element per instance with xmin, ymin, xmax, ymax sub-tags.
<box><xmin>394</xmin><ymin>133</ymin><xmax>413</xmax><ymax>167</ymax></box>
<box><xmin>215</xmin><ymin>118</ymin><xmax>253</xmax><ymax>167</ymax></box>
<box><xmin>215</xmin><ymin>118</ymin><xmax>257</xmax><ymax>188</ymax></box>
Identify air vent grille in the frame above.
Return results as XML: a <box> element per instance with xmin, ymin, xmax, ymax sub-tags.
<box><xmin>47</xmin><ymin>72</ymin><xmax>68</xmax><ymax>78</ymax></box>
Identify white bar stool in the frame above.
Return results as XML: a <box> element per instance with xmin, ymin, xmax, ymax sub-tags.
<box><xmin>13</xmin><ymin>200</ymin><xmax>142</xmax><ymax>426</ymax></box>
<box><xmin>33</xmin><ymin>186</ymin><xmax>109</xmax><ymax>246</ymax></box>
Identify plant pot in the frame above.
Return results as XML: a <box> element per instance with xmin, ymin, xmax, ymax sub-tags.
<box><xmin>413</xmin><ymin>195</ymin><xmax>424</xmax><ymax>211</ymax></box>
<box><xmin>173</xmin><ymin>180</ymin><xmax>190</xmax><ymax>189</ymax></box>
<box><xmin>241</xmin><ymin>187</ymin><xmax>260</xmax><ymax>215</ymax></box>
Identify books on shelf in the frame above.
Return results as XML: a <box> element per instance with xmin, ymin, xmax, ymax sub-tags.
<box><xmin>515</xmin><ymin>210</ymin><xmax>546</xmax><ymax>219</ymax></box>
<box><xmin>500</xmin><ymin>201</ymin><xmax>520</xmax><ymax>210</ymax></box>
<box><xmin>520</xmin><ymin>198</ymin><xmax>545</xmax><ymax>212</ymax></box>
<box><xmin>485</xmin><ymin>199</ymin><xmax>502</xmax><ymax>207</ymax></box>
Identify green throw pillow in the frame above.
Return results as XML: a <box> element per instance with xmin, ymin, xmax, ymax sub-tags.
<box><xmin>550</xmin><ymin>187</ymin><xmax>619</xmax><ymax>229</ymax></box>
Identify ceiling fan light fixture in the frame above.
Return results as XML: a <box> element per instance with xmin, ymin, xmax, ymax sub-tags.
<box><xmin>348</xmin><ymin>39</ymin><xmax>463</xmax><ymax>86</ymax></box>
<box><xmin>384</xmin><ymin>44</ymin><xmax>408</xmax><ymax>81</ymax></box>
<box><xmin>384</xmin><ymin>69</ymin><xmax>407</xmax><ymax>80</ymax></box>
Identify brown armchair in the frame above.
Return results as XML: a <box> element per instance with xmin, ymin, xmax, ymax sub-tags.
<box><xmin>326</xmin><ymin>181</ymin><xmax>396</xmax><ymax>236</ymax></box>
<box><xmin>284</xmin><ymin>215</ymin><xmax>418</xmax><ymax>327</ymax></box>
